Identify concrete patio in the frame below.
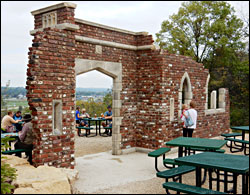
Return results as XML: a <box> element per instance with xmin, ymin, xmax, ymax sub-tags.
<box><xmin>73</xmin><ymin>134</ymin><xmax>248</xmax><ymax>194</ymax></box>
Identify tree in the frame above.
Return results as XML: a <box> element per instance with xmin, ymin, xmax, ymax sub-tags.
<box><xmin>156</xmin><ymin>1</ymin><xmax>245</xmax><ymax>64</ymax></box>
<box><xmin>156</xmin><ymin>1</ymin><xmax>249</xmax><ymax>125</ymax></box>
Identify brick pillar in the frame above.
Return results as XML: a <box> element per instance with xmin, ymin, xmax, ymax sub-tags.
<box><xmin>27</xmin><ymin>2</ymin><xmax>78</xmax><ymax>168</ymax></box>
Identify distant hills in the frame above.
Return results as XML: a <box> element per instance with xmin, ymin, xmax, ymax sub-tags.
<box><xmin>76</xmin><ymin>87</ymin><xmax>110</xmax><ymax>93</ymax></box>
<box><xmin>1</xmin><ymin>87</ymin><xmax>111</xmax><ymax>98</ymax></box>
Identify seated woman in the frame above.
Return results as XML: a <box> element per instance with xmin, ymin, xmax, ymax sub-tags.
<box><xmin>75</xmin><ymin>107</ymin><xmax>88</xmax><ymax>127</ymax></box>
<box><xmin>81</xmin><ymin>108</ymin><xmax>90</xmax><ymax>127</ymax></box>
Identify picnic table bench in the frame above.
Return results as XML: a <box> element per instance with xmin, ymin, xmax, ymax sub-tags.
<box><xmin>163</xmin><ymin>182</ymin><xmax>227</xmax><ymax>194</ymax></box>
<box><xmin>102</xmin><ymin>126</ymin><xmax>112</xmax><ymax>136</ymax></box>
<box><xmin>225</xmin><ymin>138</ymin><xmax>249</xmax><ymax>155</ymax></box>
<box><xmin>2</xmin><ymin>148</ymin><xmax>31</xmax><ymax>155</ymax></box>
<box><xmin>157</xmin><ymin>165</ymin><xmax>196</xmax><ymax>194</ymax></box>
<box><xmin>76</xmin><ymin>126</ymin><xmax>94</xmax><ymax>137</ymax></box>
<box><xmin>148</xmin><ymin>147</ymin><xmax>171</xmax><ymax>172</ymax></box>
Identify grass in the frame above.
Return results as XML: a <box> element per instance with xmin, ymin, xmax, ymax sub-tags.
<box><xmin>3</xmin><ymin>99</ymin><xmax>28</xmax><ymax>108</ymax></box>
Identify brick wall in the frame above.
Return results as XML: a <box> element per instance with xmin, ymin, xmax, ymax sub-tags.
<box><xmin>27</xmin><ymin>2</ymin><xmax>230</xmax><ymax>168</ymax></box>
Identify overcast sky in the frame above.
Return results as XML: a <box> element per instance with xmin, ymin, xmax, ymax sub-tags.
<box><xmin>1</xmin><ymin>1</ymin><xmax>249</xmax><ymax>89</ymax></box>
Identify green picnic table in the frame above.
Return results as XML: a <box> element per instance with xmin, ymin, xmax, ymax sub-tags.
<box><xmin>231</xmin><ymin>126</ymin><xmax>249</xmax><ymax>140</ymax></box>
<box><xmin>175</xmin><ymin>152</ymin><xmax>249</xmax><ymax>194</ymax></box>
<box><xmin>1</xmin><ymin>132</ymin><xmax>19</xmax><ymax>139</ymax></box>
<box><xmin>165</xmin><ymin>137</ymin><xmax>227</xmax><ymax>157</ymax></box>
<box><xmin>82</xmin><ymin>117</ymin><xmax>108</xmax><ymax>136</ymax></box>
<box><xmin>1</xmin><ymin>132</ymin><xmax>19</xmax><ymax>151</ymax></box>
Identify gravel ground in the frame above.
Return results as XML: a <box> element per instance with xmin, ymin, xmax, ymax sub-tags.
<box><xmin>74</xmin><ymin>131</ymin><xmax>249</xmax><ymax>194</ymax></box>
<box><xmin>74</xmin><ymin>130</ymin><xmax>112</xmax><ymax>158</ymax></box>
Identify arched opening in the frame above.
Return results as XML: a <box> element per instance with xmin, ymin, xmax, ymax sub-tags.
<box><xmin>75</xmin><ymin>59</ymin><xmax>122</xmax><ymax>155</ymax></box>
<box><xmin>74</xmin><ymin>70</ymin><xmax>113</xmax><ymax>157</ymax></box>
<box><xmin>178</xmin><ymin>72</ymin><xmax>192</xmax><ymax>118</ymax></box>
<box><xmin>182</xmin><ymin>79</ymin><xmax>189</xmax><ymax>105</ymax></box>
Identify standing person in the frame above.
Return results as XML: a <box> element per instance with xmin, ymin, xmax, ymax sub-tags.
<box><xmin>181</xmin><ymin>104</ymin><xmax>188</xmax><ymax>136</ymax></box>
<box><xmin>14</xmin><ymin>114</ymin><xmax>34</xmax><ymax>165</ymax></box>
<box><xmin>1</xmin><ymin>111</ymin><xmax>22</xmax><ymax>132</ymax></box>
<box><xmin>102</xmin><ymin>105</ymin><xmax>112</xmax><ymax>134</ymax></box>
<box><xmin>182</xmin><ymin>101</ymin><xmax>197</xmax><ymax>137</ymax></box>
<box><xmin>13</xmin><ymin>111</ymin><xmax>23</xmax><ymax>132</ymax></box>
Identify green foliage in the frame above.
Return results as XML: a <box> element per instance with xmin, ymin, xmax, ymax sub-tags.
<box><xmin>156</xmin><ymin>1</ymin><xmax>249</xmax><ymax>126</ymax></box>
<box><xmin>156</xmin><ymin>1</ymin><xmax>245</xmax><ymax>63</ymax></box>
<box><xmin>76</xmin><ymin>92</ymin><xmax>112</xmax><ymax>117</ymax></box>
<box><xmin>1</xmin><ymin>129</ymin><xmax>17</xmax><ymax>194</ymax></box>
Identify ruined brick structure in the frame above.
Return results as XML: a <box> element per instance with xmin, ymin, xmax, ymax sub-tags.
<box><xmin>27</xmin><ymin>2</ymin><xmax>230</xmax><ymax>168</ymax></box>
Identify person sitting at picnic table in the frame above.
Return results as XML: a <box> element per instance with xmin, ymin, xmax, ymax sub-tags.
<box><xmin>13</xmin><ymin>110</ymin><xmax>23</xmax><ymax>132</ymax></box>
<box><xmin>75</xmin><ymin>107</ymin><xmax>88</xmax><ymax>127</ymax></box>
<box><xmin>102</xmin><ymin>105</ymin><xmax>112</xmax><ymax>134</ymax></box>
<box><xmin>81</xmin><ymin>108</ymin><xmax>90</xmax><ymax>127</ymax></box>
<box><xmin>14</xmin><ymin>114</ymin><xmax>34</xmax><ymax>165</ymax></box>
<box><xmin>1</xmin><ymin>111</ymin><xmax>22</xmax><ymax>133</ymax></box>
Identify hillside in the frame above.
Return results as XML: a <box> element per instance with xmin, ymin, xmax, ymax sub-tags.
<box><xmin>1</xmin><ymin>87</ymin><xmax>111</xmax><ymax>98</ymax></box>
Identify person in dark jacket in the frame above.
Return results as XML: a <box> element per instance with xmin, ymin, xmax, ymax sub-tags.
<box><xmin>14</xmin><ymin>114</ymin><xmax>34</xmax><ymax>165</ymax></box>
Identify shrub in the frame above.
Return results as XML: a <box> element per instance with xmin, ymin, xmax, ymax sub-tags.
<box><xmin>1</xmin><ymin>128</ymin><xmax>17</xmax><ymax>194</ymax></box>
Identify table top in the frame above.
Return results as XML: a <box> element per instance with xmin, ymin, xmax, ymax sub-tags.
<box><xmin>231</xmin><ymin>126</ymin><xmax>249</xmax><ymax>131</ymax></box>
<box><xmin>175</xmin><ymin>152</ymin><xmax>249</xmax><ymax>174</ymax></box>
<box><xmin>83</xmin><ymin>117</ymin><xmax>107</xmax><ymax>121</ymax></box>
<box><xmin>165</xmin><ymin>137</ymin><xmax>227</xmax><ymax>150</ymax></box>
<box><xmin>1</xmin><ymin>132</ymin><xmax>18</xmax><ymax>138</ymax></box>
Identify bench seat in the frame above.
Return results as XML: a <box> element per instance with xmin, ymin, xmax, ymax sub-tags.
<box><xmin>225</xmin><ymin>138</ymin><xmax>249</xmax><ymax>155</ymax></box>
<box><xmin>189</xmin><ymin>147</ymin><xmax>225</xmax><ymax>153</ymax></box>
<box><xmin>163</xmin><ymin>182</ymin><xmax>227</xmax><ymax>194</ymax></box>
<box><xmin>221</xmin><ymin>132</ymin><xmax>242</xmax><ymax>138</ymax></box>
<box><xmin>148</xmin><ymin>147</ymin><xmax>171</xmax><ymax>172</ymax></box>
<box><xmin>157</xmin><ymin>165</ymin><xmax>195</xmax><ymax>179</ymax></box>
<box><xmin>2</xmin><ymin>148</ymin><xmax>31</xmax><ymax>155</ymax></box>
<box><xmin>225</xmin><ymin>138</ymin><xmax>249</xmax><ymax>144</ymax></box>
<box><xmin>163</xmin><ymin>158</ymin><xmax>182</xmax><ymax>169</ymax></box>
<box><xmin>148</xmin><ymin>147</ymin><xmax>171</xmax><ymax>157</ymax></box>
<box><xmin>76</xmin><ymin>126</ymin><xmax>94</xmax><ymax>137</ymax></box>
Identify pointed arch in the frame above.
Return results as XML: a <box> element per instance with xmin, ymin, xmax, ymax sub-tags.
<box><xmin>178</xmin><ymin>72</ymin><xmax>192</xmax><ymax>117</ymax></box>
<box><xmin>75</xmin><ymin>58</ymin><xmax>122</xmax><ymax>155</ymax></box>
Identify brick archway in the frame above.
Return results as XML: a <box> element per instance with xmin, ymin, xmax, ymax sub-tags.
<box><xmin>75</xmin><ymin>59</ymin><xmax>122</xmax><ymax>155</ymax></box>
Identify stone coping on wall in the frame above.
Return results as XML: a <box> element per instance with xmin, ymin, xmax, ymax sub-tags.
<box><xmin>75</xmin><ymin>18</ymin><xmax>148</xmax><ymax>36</ymax></box>
<box><xmin>31</xmin><ymin>2</ymin><xmax>77</xmax><ymax>16</ymax></box>
<box><xmin>75</xmin><ymin>35</ymin><xmax>156</xmax><ymax>51</ymax></box>
<box><xmin>204</xmin><ymin>108</ymin><xmax>226</xmax><ymax>115</ymax></box>
<box><xmin>30</xmin><ymin>23</ymin><xmax>80</xmax><ymax>35</ymax></box>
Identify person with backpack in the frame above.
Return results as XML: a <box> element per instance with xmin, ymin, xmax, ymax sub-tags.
<box><xmin>181</xmin><ymin>101</ymin><xmax>197</xmax><ymax>137</ymax></box>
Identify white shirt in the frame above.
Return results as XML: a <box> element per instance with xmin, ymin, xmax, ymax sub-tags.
<box><xmin>184</xmin><ymin>108</ymin><xmax>197</xmax><ymax>129</ymax></box>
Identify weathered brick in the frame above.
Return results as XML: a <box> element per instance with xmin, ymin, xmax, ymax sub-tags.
<box><xmin>28</xmin><ymin>2</ymin><xmax>230</xmax><ymax>169</ymax></box>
